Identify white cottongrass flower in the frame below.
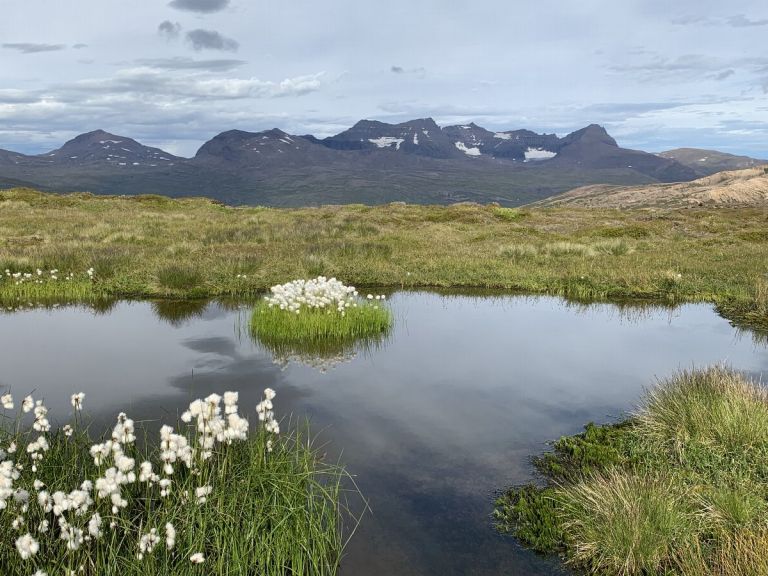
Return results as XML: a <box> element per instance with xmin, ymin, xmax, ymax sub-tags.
<box><xmin>165</xmin><ymin>522</ymin><xmax>176</xmax><ymax>550</ymax></box>
<box><xmin>2</xmin><ymin>393</ymin><xmax>14</xmax><ymax>409</ymax></box>
<box><xmin>33</xmin><ymin>570</ymin><xmax>48</xmax><ymax>576</ymax></box>
<box><xmin>15</xmin><ymin>533</ymin><xmax>39</xmax><ymax>559</ymax></box>
<box><xmin>70</xmin><ymin>392</ymin><xmax>85</xmax><ymax>410</ymax></box>
<box><xmin>190</xmin><ymin>552</ymin><xmax>205</xmax><ymax>564</ymax></box>
<box><xmin>88</xmin><ymin>513</ymin><xmax>102</xmax><ymax>539</ymax></box>
<box><xmin>62</xmin><ymin>425</ymin><xmax>73</xmax><ymax>438</ymax></box>
<box><xmin>264</xmin><ymin>276</ymin><xmax>359</xmax><ymax>313</ymax></box>
<box><xmin>33</xmin><ymin>401</ymin><xmax>50</xmax><ymax>432</ymax></box>
<box><xmin>22</xmin><ymin>396</ymin><xmax>34</xmax><ymax>413</ymax></box>
<box><xmin>137</xmin><ymin>528</ymin><xmax>160</xmax><ymax>559</ymax></box>
<box><xmin>195</xmin><ymin>485</ymin><xmax>213</xmax><ymax>504</ymax></box>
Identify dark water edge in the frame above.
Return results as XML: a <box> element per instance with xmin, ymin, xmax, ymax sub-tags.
<box><xmin>0</xmin><ymin>292</ymin><xmax>766</xmax><ymax>575</ymax></box>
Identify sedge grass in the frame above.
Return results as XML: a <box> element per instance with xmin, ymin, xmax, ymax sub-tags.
<box><xmin>251</xmin><ymin>300</ymin><xmax>391</xmax><ymax>345</ymax></box>
<box><xmin>495</xmin><ymin>367</ymin><xmax>768</xmax><ymax>575</ymax></box>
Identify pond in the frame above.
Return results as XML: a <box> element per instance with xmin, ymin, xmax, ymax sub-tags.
<box><xmin>1</xmin><ymin>292</ymin><xmax>766</xmax><ymax>575</ymax></box>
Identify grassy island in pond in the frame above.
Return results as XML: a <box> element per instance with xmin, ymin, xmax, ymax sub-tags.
<box><xmin>495</xmin><ymin>367</ymin><xmax>768</xmax><ymax>575</ymax></box>
<box><xmin>251</xmin><ymin>277</ymin><xmax>392</xmax><ymax>355</ymax></box>
<box><xmin>0</xmin><ymin>388</ymin><xmax>353</xmax><ymax>576</ymax></box>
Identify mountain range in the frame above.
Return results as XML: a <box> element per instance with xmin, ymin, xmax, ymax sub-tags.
<box><xmin>1</xmin><ymin>119</ymin><xmax>765</xmax><ymax>206</ymax></box>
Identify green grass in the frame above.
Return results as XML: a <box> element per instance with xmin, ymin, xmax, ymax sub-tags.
<box><xmin>0</xmin><ymin>188</ymin><xmax>767</xmax><ymax>333</ymax></box>
<box><xmin>0</xmin><ymin>395</ymin><xmax>358</xmax><ymax>575</ymax></box>
<box><xmin>495</xmin><ymin>367</ymin><xmax>768</xmax><ymax>576</ymax></box>
<box><xmin>251</xmin><ymin>300</ymin><xmax>391</xmax><ymax>354</ymax></box>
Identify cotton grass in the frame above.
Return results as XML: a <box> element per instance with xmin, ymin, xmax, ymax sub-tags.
<box><xmin>251</xmin><ymin>277</ymin><xmax>391</xmax><ymax>362</ymax></box>
<box><xmin>0</xmin><ymin>387</ymin><xmax>355</xmax><ymax>575</ymax></box>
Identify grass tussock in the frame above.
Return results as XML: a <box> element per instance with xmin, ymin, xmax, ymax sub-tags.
<box><xmin>558</xmin><ymin>471</ymin><xmax>698</xmax><ymax>575</ymax></box>
<box><xmin>252</xmin><ymin>302</ymin><xmax>391</xmax><ymax>346</ymax></box>
<box><xmin>250</xmin><ymin>278</ymin><xmax>392</xmax><ymax>360</ymax></box>
<box><xmin>495</xmin><ymin>367</ymin><xmax>768</xmax><ymax>575</ymax></box>
<box><xmin>0</xmin><ymin>189</ymin><xmax>766</xmax><ymax>332</ymax></box>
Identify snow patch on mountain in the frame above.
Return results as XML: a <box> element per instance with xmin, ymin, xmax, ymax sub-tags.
<box><xmin>524</xmin><ymin>147</ymin><xmax>556</xmax><ymax>161</ymax></box>
<box><xmin>455</xmin><ymin>142</ymin><xmax>481</xmax><ymax>157</ymax></box>
<box><xmin>369</xmin><ymin>137</ymin><xmax>404</xmax><ymax>150</ymax></box>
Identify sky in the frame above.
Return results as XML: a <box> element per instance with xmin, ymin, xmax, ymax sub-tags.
<box><xmin>1</xmin><ymin>0</ymin><xmax>768</xmax><ymax>158</ymax></box>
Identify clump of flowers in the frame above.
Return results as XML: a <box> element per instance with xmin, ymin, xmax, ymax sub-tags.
<box><xmin>0</xmin><ymin>386</ymin><xmax>294</xmax><ymax>573</ymax></box>
<box><xmin>1</xmin><ymin>268</ymin><xmax>97</xmax><ymax>286</ymax></box>
<box><xmin>252</xmin><ymin>277</ymin><xmax>391</xmax><ymax>370</ymax></box>
<box><xmin>264</xmin><ymin>276</ymin><xmax>363</xmax><ymax>315</ymax></box>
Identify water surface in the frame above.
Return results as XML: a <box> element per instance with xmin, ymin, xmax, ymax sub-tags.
<box><xmin>1</xmin><ymin>293</ymin><xmax>766</xmax><ymax>575</ymax></box>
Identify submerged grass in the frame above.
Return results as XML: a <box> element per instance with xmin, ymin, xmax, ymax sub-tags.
<box><xmin>495</xmin><ymin>367</ymin><xmax>768</xmax><ymax>575</ymax></box>
<box><xmin>0</xmin><ymin>188</ymin><xmax>766</xmax><ymax>332</ymax></box>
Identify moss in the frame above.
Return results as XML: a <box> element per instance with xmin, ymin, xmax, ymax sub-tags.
<box><xmin>494</xmin><ymin>485</ymin><xmax>564</xmax><ymax>553</ymax></box>
<box><xmin>534</xmin><ymin>420</ymin><xmax>642</xmax><ymax>481</ymax></box>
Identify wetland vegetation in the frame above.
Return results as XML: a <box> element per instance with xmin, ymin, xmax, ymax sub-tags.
<box><xmin>0</xmin><ymin>388</ymin><xmax>354</xmax><ymax>576</ymax></box>
<box><xmin>0</xmin><ymin>188</ymin><xmax>766</xmax><ymax>333</ymax></box>
<box><xmin>495</xmin><ymin>367</ymin><xmax>768</xmax><ymax>575</ymax></box>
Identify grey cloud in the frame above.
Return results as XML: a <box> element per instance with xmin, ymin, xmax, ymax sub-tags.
<box><xmin>186</xmin><ymin>29</ymin><xmax>239</xmax><ymax>52</ymax></box>
<box><xmin>670</xmin><ymin>15</ymin><xmax>712</xmax><ymax>26</ymax></box>
<box><xmin>714</xmin><ymin>69</ymin><xmax>735</xmax><ymax>81</ymax></box>
<box><xmin>718</xmin><ymin>119</ymin><xmax>768</xmax><ymax>133</ymax></box>
<box><xmin>0</xmin><ymin>89</ymin><xmax>42</xmax><ymax>104</ymax></box>
<box><xmin>168</xmin><ymin>0</ymin><xmax>229</xmax><ymax>13</ymax></box>
<box><xmin>582</xmin><ymin>102</ymin><xmax>690</xmax><ymax>116</ymax></box>
<box><xmin>2</xmin><ymin>43</ymin><xmax>66</xmax><ymax>54</ymax></box>
<box><xmin>671</xmin><ymin>14</ymin><xmax>768</xmax><ymax>28</ymax></box>
<box><xmin>49</xmin><ymin>68</ymin><xmax>325</xmax><ymax>102</ymax></box>
<box><xmin>390</xmin><ymin>65</ymin><xmax>426</xmax><ymax>78</ymax></box>
<box><xmin>72</xmin><ymin>43</ymin><xmax>88</xmax><ymax>49</ymax></box>
<box><xmin>135</xmin><ymin>57</ymin><xmax>246</xmax><ymax>71</ymax></box>
<box><xmin>727</xmin><ymin>15</ymin><xmax>768</xmax><ymax>27</ymax></box>
<box><xmin>158</xmin><ymin>21</ymin><xmax>182</xmax><ymax>40</ymax></box>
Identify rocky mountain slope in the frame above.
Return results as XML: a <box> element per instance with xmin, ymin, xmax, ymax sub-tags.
<box><xmin>658</xmin><ymin>148</ymin><xmax>767</xmax><ymax>177</ymax></box>
<box><xmin>531</xmin><ymin>167</ymin><xmax>768</xmax><ymax>208</ymax></box>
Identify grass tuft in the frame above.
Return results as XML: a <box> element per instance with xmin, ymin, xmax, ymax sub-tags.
<box><xmin>496</xmin><ymin>367</ymin><xmax>768</xmax><ymax>575</ymax></box>
<box><xmin>251</xmin><ymin>300</ymin><xmax>391</xmax><ymax>348</ymax></box>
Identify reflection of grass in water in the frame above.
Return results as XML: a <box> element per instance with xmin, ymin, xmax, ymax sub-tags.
<box><xmin>151</xmin><ymin>299</ymin><xmax>209</xmax><ymax>327</ymax></box>
<box><xmin>258</xmin><ymin>335</ymin><xmax>389</xmax><ymax>371</ymax></box>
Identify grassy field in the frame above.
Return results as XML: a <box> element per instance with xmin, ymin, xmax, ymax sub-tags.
<box><xmin>494</xmin><ymin>367</ymin><xmax>768</xmax><ymax>576</ymax></box>
<box><xmin>0</xmin><ymin>187</ymin><xmax>766</xmax><ymax>332</ymax></box>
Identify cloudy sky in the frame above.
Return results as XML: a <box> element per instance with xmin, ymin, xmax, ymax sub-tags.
<box><xmin>2</xmin><ymin>0</ymin><xmax>768</xmax><ymax>157</ymax></box>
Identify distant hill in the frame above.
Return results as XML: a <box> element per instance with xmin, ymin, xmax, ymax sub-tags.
<box><xmin>0</xmin><ymin>120</ymin><xmax>723</xmax><ymax>207</ymax></box>
<box><xmin>658</xmin><ymin>148</ymin><xmax>767</xmax><ymax>176</ymax></box>
<box><xmin>531</xmin><ymin>167</ymin><xmax>768</xmax><ymax>209</ymax></box>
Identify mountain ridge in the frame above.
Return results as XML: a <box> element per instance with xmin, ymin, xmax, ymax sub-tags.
<box><xmin>1</xmin><ymin>120</ymin><xmax>762</xmax><ymax>207</ymax></box>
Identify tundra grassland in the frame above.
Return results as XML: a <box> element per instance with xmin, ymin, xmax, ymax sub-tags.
<box><xmin>0</xmin><ymin>188</ymin><xmax>766</xmax><ymax>332</ymax></box>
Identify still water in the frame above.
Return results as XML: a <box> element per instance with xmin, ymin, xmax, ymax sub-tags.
<box><xmin>1</xmin><ymin>293</ymin><xmax>766</xmax><ymax>575</ymax></box>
